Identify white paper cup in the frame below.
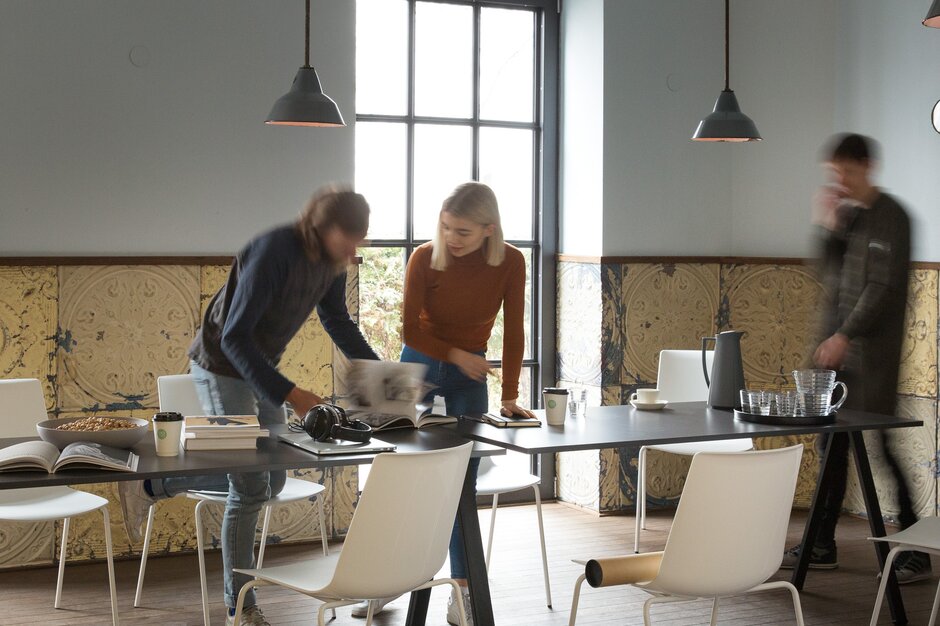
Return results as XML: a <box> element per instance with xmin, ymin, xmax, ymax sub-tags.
<box><xmin>633</xmin><ymin>388</ymin><xmax>660</xmax><ymax>404</ymax></box>
<box><xmin>153</xmin><ymin>412</ymin><xmax>183</xmax><ymax>457</ymax></box>
<box><xmin>543</xmin><ymin>388</ymin><xmax>569</xmax><ymax>426</ymax></box>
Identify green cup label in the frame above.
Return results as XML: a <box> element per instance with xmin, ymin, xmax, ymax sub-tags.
<box><xmin>547</xmin><ymin>399</ymin><xmax>557</xmax><ymax>409</ymax></box>
<box><xmin>157</xmin><ymin>429</ymin><xmax>167</xmax><ymax>440</ymax></box>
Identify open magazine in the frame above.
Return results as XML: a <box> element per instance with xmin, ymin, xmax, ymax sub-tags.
<box><xmin>0</xmin><ymin>440</ymin><xmax>139</xmax><ymax>473</ymax></box>
<box><xmin>341</xmin><ymin>360</ymin><xmax>456</xmax><ymax>431</ymax></box>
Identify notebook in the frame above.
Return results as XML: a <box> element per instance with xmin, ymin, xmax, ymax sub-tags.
<box><xmin>277</xmin><ymin>432</ymin><xmax>397</xmax><ymax>456</ymax></box>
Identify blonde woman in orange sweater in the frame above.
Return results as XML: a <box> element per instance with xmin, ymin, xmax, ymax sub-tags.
<box><xmin>355</xmin><ymin>182</ymin><xmax>533</xmax><ymax>624</ymax></box>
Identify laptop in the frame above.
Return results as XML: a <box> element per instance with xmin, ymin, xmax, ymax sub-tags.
<box><xmin>277</xmin><ymin>431</ymin><xmax>397</xmax><ymax>456</ymax></box>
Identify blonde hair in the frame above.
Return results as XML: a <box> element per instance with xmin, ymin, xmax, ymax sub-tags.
<box><xmin>295</xmin><ymin>185</ymin><xmax>370</xmax><ymax>268</ymax></box>
<box><xmin>430</xmin><ymin>182</ymin><xmax>506</xmax><ymax>271</ymax></box>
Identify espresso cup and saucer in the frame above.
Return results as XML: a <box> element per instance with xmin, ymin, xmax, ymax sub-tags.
<box><xmin>630</xmin><ymin>388</ymin><xmax>668</xmax><ymax>411</ymax></box>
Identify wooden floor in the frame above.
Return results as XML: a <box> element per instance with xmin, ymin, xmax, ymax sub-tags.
<box><xmin>0</xmin><ymin>504</ymin><xmax>936</xmax><ymax>625</ymax></box>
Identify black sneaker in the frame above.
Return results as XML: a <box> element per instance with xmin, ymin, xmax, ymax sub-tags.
<box><xmin>878</xmin><ymin>551</ymin><xmax>933</xmax><ymax>585</ymax></box>
<box><xmin>780</xmin><ymin>543</ymin><xmax>838</xmax><ymax>570</ymax></box>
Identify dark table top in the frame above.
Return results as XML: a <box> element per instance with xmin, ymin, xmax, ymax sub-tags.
<box><xmin>0</xmin><ymin>423</ymin><xmax>502</xmax><ymax>490</ymax></box>
<box><xmin>457</xmin><ymin>402</ymin><xmax>924</xmax><ymax>454</ymax></box>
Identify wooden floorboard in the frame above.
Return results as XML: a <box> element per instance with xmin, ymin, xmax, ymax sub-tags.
<box><xmin>0</xmin><ymin>505</ymin><xmax>935</xmax><ymax>625</ymax></box>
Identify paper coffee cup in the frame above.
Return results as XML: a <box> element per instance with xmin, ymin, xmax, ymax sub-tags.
<box><xmin>153</xmin><ymin>412</ymin><xmax>183</xmax><ymax>457</ymax></box>
<box><xmin>543</xmin><ymin>388</ymin><xmax>569</xmax><ymax>426</ymax></box>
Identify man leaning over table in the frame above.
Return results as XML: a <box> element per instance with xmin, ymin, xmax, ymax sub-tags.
<box><xmin>778</xmin><ymin>134</ymin><xmax>928</xmax><ymax>583</ymax></box>
<box><xmin>119</xmin><ymin>186</ymin><xmax>380</xmax><ymax>626</ymax></box>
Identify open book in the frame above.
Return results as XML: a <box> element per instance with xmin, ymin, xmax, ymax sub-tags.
<box><xmin>341</xmin><ymin>360</ymin><xmax>457</xmax><ymax>431</ymax></box>
<box><xmin>0</xmin><ymin>440</ymin><xmax>139</xmax><ymax>473</ymax></box>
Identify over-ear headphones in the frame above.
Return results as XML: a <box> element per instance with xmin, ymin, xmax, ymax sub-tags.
<box><xmin>303</xmin><ymin>404</ymin><xmax>372</xmax><ymax>443</ymax></box>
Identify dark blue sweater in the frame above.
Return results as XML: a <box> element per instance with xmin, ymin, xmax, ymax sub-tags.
<box><xmin>188</xmin><ymin>225</ymin><xmax>378</xmax><ymax>404</ymax></box>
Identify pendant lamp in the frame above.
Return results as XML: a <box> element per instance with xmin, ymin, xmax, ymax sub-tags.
<box><xmin>692</xmin><ymin>0</ymin><xmax>761</xmax><ymax>142</ymax></box>
<box><xmin>266</xmin><ymin>0</ymin><xmax>345</xmax><ymax>127</ymax></box>
<box><xmin>925</xmin><ymin>0</ymin><xmax>940</xmax><ymax>27</ymax></box>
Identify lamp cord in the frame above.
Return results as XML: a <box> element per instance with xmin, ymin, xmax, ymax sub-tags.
<box><xmin>304</xmin><ymin>0</ymin><xmax>311</xmax><ymax>69</ymax></box>
<box><xmin>724</xmin><ymin>0</ymin><xmax>730</xmax><ymax>91</ymax></box>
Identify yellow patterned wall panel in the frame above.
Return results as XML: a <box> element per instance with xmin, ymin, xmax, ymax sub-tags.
<box><xmin>898</xmin><ymin>270</ymin><xmax>938</xmax><ymax>399</ymax></box>
<box><xmin>56</xmin><ymin>266</ymin><xmax>200</xmax><ymax>412</ymax></box>
<box><xmin>0</xmin><ymin>267</ymin><xmax>58</xmax><ymax>411</ymax></box>
<box><xmin>720</xmin><ymin>264</ymin><xmax>823</xmax><ymax>387</ymax></box>
<box><xmin>620</xmin><ymin>263</ymin><xmax>719</xmax><ymax>385</ymax></box>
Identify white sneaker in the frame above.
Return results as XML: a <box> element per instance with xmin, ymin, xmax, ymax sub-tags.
<box><xmin>226</xmin><ymin>605</ymin><xmax>271</xmax><ymax>626</ymax></box>
<box><xmin>350</xmin><ymin>595</ymin><xmax>399</xmax><ymax>618</ymax></box>
<box><xmin>446</xmin><ymin>586</ymin><xmax>473</xmax><ymax>626</ymax></box>
<box><xmin>118</xmin><ymin>480</ymin><xmax>154</xmax><ymax>543</ymax></box>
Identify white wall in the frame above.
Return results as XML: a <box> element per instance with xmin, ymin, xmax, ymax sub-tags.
<box><xmin>600</xmin><ymin>0</ymin><xmax>732</xmax><ymax>257</ymax></box>
<box><xmin>559</xmin><ymin>0</ymin><xmax>605</xmax><ymax>256</ymax></box>
<box><xmin>834</xmin><ymin>0</ymin><xmax>940</xmax><ymax>262</ymax></box>
<box><xmin>0</xmin><ymin>0</ymin><xmax>355</xmax><ymax>255</ymax></box>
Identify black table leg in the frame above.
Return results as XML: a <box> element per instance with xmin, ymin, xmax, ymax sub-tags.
<box><xmin>459</xmin><ymin>460</ymin><xmax>495</xmax><ymax>626</ymax></box>
<box><xmin>791</xmin><ymin>432</ymin><xmax>839</xmax><ymax>589</ymax></box>
<box><xmin>404</xmin><ymin>462</ymin><xmax>494</xmax><ymax>626</ymax></box>
<box><xmin>850</xmin><ymin>430</ymin><xmax>907</xmax><ymax>625</ymax></box>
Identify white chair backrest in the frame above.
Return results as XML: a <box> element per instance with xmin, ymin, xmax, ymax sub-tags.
<box><xmin>328</xmin><ymin>442</ymin><xmax>473</xmax><ymax>599</ymax></box>
<box><xmin>157</xmin><ymin>374</ymin><xmax>206</xmax><ymax>416</ymax></box>
<box><xmin>655</xmin><ymin>445</ymin><xmax>803</xmax><ymax>597</ymax></box>
<box><xmin>0</xmin><ymin>378</ymin><xmax>48</xmax><ymax>438</ymax></box>
<box><xmin>656</xmin><ymin>350</ymin><xmax>714</xmax><ymax>403</ymax></box>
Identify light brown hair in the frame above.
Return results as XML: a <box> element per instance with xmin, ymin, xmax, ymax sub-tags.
<box><xmin>296</xmin><ymin>185</ymin><xmax>370</xmax><ymax>266</ymax></box>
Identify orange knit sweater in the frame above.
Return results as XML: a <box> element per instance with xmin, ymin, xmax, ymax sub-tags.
<box><xmin>402</xmin><ymin>242</ymin><xmax>526</xmax><ymax>402</ymax></box>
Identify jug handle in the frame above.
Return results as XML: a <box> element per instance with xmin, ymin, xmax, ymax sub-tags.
<box><xmin>701</xmin><ymin>336</ymin><xmax>715</xmax><ymax>387</ymax></box>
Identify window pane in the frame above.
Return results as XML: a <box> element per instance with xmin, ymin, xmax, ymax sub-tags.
<box><xmin>356</xmin><ymin>0</ymin><xmax>408</xmax><ymax>115</ymax></box>
<box><xmin>480</xmin><ymin>8</ymin><xmax>535</xmax><ymax>123</ymax></box>
<box><xmin>358</xmin><ymin>247</ymin><xmax>405</xmax><ymax>362</ymax></box>
<box><xmin>415</xmin><ymin>2</ymin><xmax>473</xmax><ymax>118</ymax></box>
<box><xmin>355</xmin><ymin>122</ymin><xmax>407</xmax><ymax>240</ymax></box>
<box><xmin>413</xmin><ymin>124</ymin><xmax>472</xmax><ymax>239</ymax></box>
<box><xmin>486</xmin><ymin>247</ymin><xmax>533</xmax><ymax>361</ymax></box>
<box><xmin>487</xmin><ymin>366</ymin><xmax>534</xmax><ymax>412</ymax></box>
<box><xmin>479</xmin><ymin>127</ymin><xmax>534</xmax><ymax>241</ymax></box>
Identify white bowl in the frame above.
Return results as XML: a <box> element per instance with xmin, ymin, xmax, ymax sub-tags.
<box><xmin>36</xmin><ymin>417</ymin><xmax>150</xmax><ymax>450</ymax></box>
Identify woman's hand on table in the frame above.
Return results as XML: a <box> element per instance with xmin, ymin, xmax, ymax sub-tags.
<box><xmin>500</xmin><ymin>399</ymin><xmax>536</xmax><ymax>419</ymax></box>
<box><xmin>448</xmin><ymin>348</ymin><xmax>492</xmax><ymax>382</ymax></box>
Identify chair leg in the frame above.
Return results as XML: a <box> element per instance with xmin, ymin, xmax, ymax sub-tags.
<box><xmin>485</xmin><ymin>493</ymin><xmax>499</xmax><ymax>570</ymax></box>
<box><xmin>55</xmin><ymin>517</ymin><xmax>70</xmax><ymax>609</ymax></box>
<box><xmin>929</xmin><ymin>578</ymin><xmax>940</xmax><ymax>626</ymax></box>
<box><xmin>134</xmin><ymin>504</ymin><xmax>157</xmax><ymax>607</ymax></box>
<box><xmin>635</xmin><ymin>447</ymin><xmax>648</xmax><ymax>553</ymax></box>
<box><xmin>365</xmin><ymin>600</ymin><xmax>376</xmax><ymax>626</ymax></box>
<box><xmin>257</xmin><ymin>504</ymin><xmax>273</xmax><ymax>569</ymax></box>
<box><xmin>101</xmin><ymin>507</ymin><xmax>120</xmax><ymax>626</ymax></box>
<box><xmin>194</xmin><ymin>500</ymin><xmax>211</xmax><ymax>626</ymax></box>
<box><xmin>568</xmin><ymin>573</ymin><xmax>586</xmax><ymax>626</ymax></box>
<box><xmin>533</xmin><ymin>485</ymin><xmax>552</xmax><ymax>608</ymax></box>
<box><xmin>642</xmin><ymin>595</ymin><xmax>655</xmax><ymax>626</ymax></box>
<box><xmin>709</xmin><ymin>597</ymin><xmax>719</xmax><ymax>626</ymax></box>
<box><xmin>787</xmin><ymin>582</ymin><xmax>806</xmax><ymax>626</ymax></box>
<box><xmin>317</xmin><ymin>494</ymin><xmax>329</xmax><ymax>556</ymax></box>
<box><xmin>446</xmin><ymin>579</ymin><xmax>469</xmax><ymax>626</ymax></box>
<box><xmin>235</xmin><ymin>580</ymin><xmax>264</xmax><ymax>625</ymax></box>
<box><xmin>871</xmin><ymin>546</ymin><xmax>903</xmax><ymax>626</ymax></box>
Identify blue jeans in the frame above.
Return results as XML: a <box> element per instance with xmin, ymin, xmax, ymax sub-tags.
<box><xmin>149</xmin><ymin>361</ymin><xmax>287</xmax><ymax>609</ymax></box>
<box><xmin>401</xmin><ymin>345</ymin><xmax>486</xmax><ymax>579</ymax></box>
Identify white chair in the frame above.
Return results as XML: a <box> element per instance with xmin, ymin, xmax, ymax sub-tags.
<box><xmin>233</xmin><ymin>442</ymin><xmax>475</xmax><ymax>626</ymax></box>
<box><xmin>0</xmin><ymin>379</ymin><xmax>119</xmax><ymax>625</ymax></box>
<box><xmin>635</xmin><ymin>349</ymin><xmax>754</xmax><ymax>553</ymax></box>
<box><xmin>134</xmin><ymin>374</ymin><xmax>329</xmax><ymax>626</ymax></box>
<box><xmin>571</xmin><ymin>445</ymin><xmax>805</xmax><ymax>626</ymax></box>
<box><xmin>477</xmin><ymin>455</ymin><xmax>552</xmax><ymax>607</ymax></box>
<box><xmin>870</xmin><ymin>517</ymin><xmax>940</xmax><ymax>625</ymax></box>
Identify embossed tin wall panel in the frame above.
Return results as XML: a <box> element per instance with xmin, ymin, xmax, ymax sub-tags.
<box><xmin>556</xmin><ymin>450</ymin><xmax>600</xmax><ymax>511</ymax></box>
<box><xmin>56</xmin><ymin>266</ymin><xmax>200</xmax><ymax>413</ymax></box>
<box><xmin>898</xmin><ymin>269</ymin><xmax>938</xmax><ymax>399</ymax></box>
<box><xmin>557</xmin><ymin>262</ymin><xmax>603</xmax><ymax>386</ymax></box>
<box><xmin>719</xmin><ymin>264</ymin><xmax>823</xmax><ymax>387</ymax></box>
<box><xmin>0</xmin><ymin>520</ymin><xmax>55</xmax><ymax>569</ymax></box>
<box><xmin>0</xmin><ymin>267</ymin><xmax>58</xmax><ymax>411</ymax></box>
<box><xmin>620</xmin><ymin>263</ymin><xmax>719</xmax><ymax>386</ymax></box>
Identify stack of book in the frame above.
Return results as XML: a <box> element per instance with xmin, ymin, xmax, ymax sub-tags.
<box><xmin>183</xmin><ymin>415</ymin><xmax>268</xmax><ymax>451</ymax></box>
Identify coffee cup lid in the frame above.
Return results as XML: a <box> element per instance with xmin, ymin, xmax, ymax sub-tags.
<box><xmin>543</xmin><ymin>387</ymin><xmax>569</xmax><ymax>395</ymax></box>
<box><xmin>153</xmin><ymin>411</ymin><xmax>183</xmax><ymax>421</ymax></box>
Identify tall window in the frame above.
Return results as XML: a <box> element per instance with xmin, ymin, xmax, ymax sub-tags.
<box><xmin>354</xmin><ymin>0</ymin><xmax>557</xmax><ymax>414</ymax></box>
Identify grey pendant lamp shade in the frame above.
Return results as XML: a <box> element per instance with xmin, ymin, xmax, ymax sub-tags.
<box><xmin>266</xmin><ymin>0</ymin><xmax>345</xmax><ymax>127</ymax></box>
<box><xmin>692</xmin><ymin>0</ymin><xmax>761</xmax><ymax>142</ymax></box>
<box><xmin>925</xmin><ymin>0</ymin><xmax>940</xmax><ymax>27</ymax></box>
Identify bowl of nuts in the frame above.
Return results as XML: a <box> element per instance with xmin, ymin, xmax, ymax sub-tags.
<box><xmin>36</xmin><ymin>416</ymin><xmax>150</xmax><ymax>450</ymax></box>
